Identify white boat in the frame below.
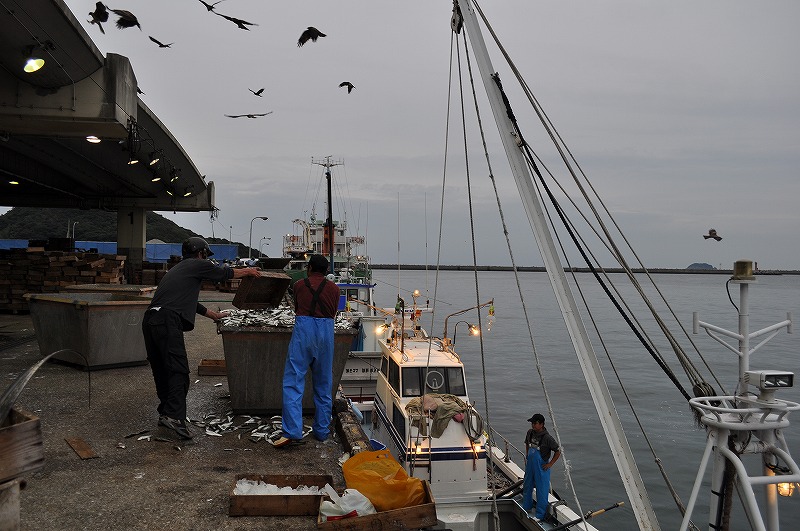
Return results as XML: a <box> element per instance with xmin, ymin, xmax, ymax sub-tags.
<box><xmin>360</xmin><ymin>1</ymin><xmax>799</xmax><ymax>530</ymax></box>
<box><xmin>368</xmin><ymin>296</ymin><xmax>599</xmax><ymax>530</ymax></box>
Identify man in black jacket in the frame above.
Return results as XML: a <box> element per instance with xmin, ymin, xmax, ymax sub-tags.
<box><xmin>142</xmin><ymin>237</ymin><xmax>260</xmax><ymax>440</ymax></box>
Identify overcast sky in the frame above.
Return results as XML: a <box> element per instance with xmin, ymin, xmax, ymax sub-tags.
<box><xmin>49</xmin><ymin>0</ymin><xmax>800</xmax><ymax>269</ymax></box>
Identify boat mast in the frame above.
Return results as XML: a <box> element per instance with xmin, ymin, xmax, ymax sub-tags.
<box><xmin>454</xmin><ymin>1</ymin><xmax>660</xmax><ymax>528</ymax></box>
<box><xmin>312</xmin><ymin>156</ymin><xmax>343</xmax><ymax>276</ymax></box>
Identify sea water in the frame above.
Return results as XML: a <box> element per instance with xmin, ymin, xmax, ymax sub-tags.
<box><xmin>371</xmin><ymin>269</ymin><xmax>800</xmax><ymax>529</ymax></box>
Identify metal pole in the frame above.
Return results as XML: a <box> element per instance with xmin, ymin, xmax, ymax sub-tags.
<box><xmin>326</xmin><ymin>168</ymin><xmax>334</xmax><ymax>275</ymax></box>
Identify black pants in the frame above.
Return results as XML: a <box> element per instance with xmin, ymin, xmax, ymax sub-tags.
<box><xmin>141</xmin><ymin>309</ymin><xmax>190</xmax><ymax>421</ymax></box>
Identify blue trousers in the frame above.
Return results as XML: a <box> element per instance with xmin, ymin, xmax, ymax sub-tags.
<box><xmin>522</xmin><ymin>447</ymin><xmax>550</xmax><ymax>519</ymax></box>
<box><xmin>281</xmin><ymin>316</ymin><xmax>334</xmax><ymax>440</ymax></box>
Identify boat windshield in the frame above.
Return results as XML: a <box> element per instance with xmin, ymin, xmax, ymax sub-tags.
<box><xmin>401</xmin><ymin>366</ymin><xmax>466</xmax><ymax>397</ymax></box>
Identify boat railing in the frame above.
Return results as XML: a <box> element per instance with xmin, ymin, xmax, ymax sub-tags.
<box><xmin>689</xmin><ymin>395</ymin><xmax>800</xmax><ymax>428</ymax></box>
<box><xmin>488</xmin><ymin>425</ymin><xmax>526</xmax><ymax>466</ymax></box>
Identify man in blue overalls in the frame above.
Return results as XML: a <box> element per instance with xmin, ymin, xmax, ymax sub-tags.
<box><xmin>274</xmin><ymin>254</ymin><xmax>341</xmax><ymax>447</ymax></box>
<box><xmin>522</xmin><ymin>413</ymin><xmax>561</xmax><ymax>521</ymax></box>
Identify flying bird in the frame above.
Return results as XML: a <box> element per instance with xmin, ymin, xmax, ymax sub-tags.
<box><xmin>197</xmin><ymin>0</ymin><xmax>225</xmax><ymax>12</ymax></box>
<box><xmin>88</xmin><ymin>2</ymin><xmax>109</xmax><ymax>34</ymax></box>
<box><xmin>148</xmin><ymin>36</ymin><xmax>173</xmax><ymax>48</ymax></box>
<box><xmin>215</xmin><ymin>12</ymin><xmax>258</xmax><ymax>30</ymax></box>
<box><xmin>298</xmin><ymin>27</ymin><xmax>326</xmax><ymax>47</ymax></box>
<box><xmin>224</xmin><ymin>112</ymin><xmax>273</xmax><ymax>119</ymax></box>
<box><xmin>111</xmin><ymin>9</ymin><xmax>141</xmax><ymax>30</ymax></box>
<box><xmin>248</xmin><ymin>88</ymin><xmax>265</xmax><ymax>97</ymax></box>
<box><xmin>338</xmin><ymin>81</ymin><xmax>355</xmax><ymax>94</ymax></box>
<box><xmin>703</xmin><ymin>229</ymin><xmax>722</xmax><ymax>241</ymax></box>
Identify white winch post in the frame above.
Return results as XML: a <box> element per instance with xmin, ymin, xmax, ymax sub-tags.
<box><xmin>454</xmin><ymin>1</ymin><xmax>660</xmax><ymax>529</ymax></box>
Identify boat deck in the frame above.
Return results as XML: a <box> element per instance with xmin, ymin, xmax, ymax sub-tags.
<box><xmin>1</xmin><ymin>292</ymin><xmax>346</xmax><ymax>530</ymax></box>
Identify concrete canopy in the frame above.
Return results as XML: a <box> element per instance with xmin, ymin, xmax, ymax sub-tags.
<box><xmin>0</xmin><ymin>0</ymin><xmax>214</xmax><ymax>213</ymax></box>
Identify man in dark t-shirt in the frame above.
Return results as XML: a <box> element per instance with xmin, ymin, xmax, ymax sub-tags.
<box><xmin>142</xmin><ymin>237</ymin><xmax>260</xmax><ymax>441</ymax></box>
<box><xmin>522</xmin><ymin>412</ymin><xmax>561</xmax><ymax>521</ymax></box>
<box><xmin>274</xmin><ymin>254</ymin><xmax>340</xmax><ymax>447</ymax></box>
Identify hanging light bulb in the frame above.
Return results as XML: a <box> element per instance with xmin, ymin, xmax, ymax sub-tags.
<box><xmin>86</xmin><ymin>135</ymin><xmax>101</xmax><ymax>144</ymax></box>
<box><xmin>778</xmin><ymin>482</ymin><xmax>797</xmax><ymax>497</ymax></box>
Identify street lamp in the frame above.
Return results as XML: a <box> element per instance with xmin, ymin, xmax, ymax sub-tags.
<box><xmin>248</xmin><ymin>216</ymin><xmax>268</xmax><ymax>259</ymax></box>
<box><xmin>259</xmin><ymin>237</ymin><xmax>271</xmax><ymax>257</ymax></box>
<box><xmin>71</xmin><ymin>221</ymin><xmax>78</xmax><ymax>239</ymax></box>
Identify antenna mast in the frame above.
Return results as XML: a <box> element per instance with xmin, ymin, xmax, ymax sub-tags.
<box><xmin>312</xmin><ymin>156</ymin><xmax>343</xmax><ymax>275</ymax></box>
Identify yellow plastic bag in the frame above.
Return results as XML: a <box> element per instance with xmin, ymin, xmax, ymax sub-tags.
<box><xmin>342</xmin><ymin>450</ymin><xmax>426</xmax><ymax>511</ymax></box>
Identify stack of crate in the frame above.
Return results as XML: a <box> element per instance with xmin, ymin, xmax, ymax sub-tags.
<box><xmin>0</xmin><ymin>248</ymin><xmax>126</xmax><ymax>312</ymax></box>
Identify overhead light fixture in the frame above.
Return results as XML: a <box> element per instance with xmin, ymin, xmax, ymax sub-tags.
<box><xmin>86</xmin><ymin>135</ymin><xmax>101</xmax><ymax>143</ymax></box>
<box><xmin>22</xmin><ymin>41</ymin><xmax>54</xmax><ymax>73</ymax></box>
<box><xmin>166</xmin><ymin>188</ymin><xmax>174</xmax><ymax>196</ymax></box>
<box><xmin>151</xmin><ymin>175</ymin><xmax>161</xmax><ymax>182</ymax></box>
<box><xmin>183</xmin><ymin>189</ymin><xmax>192</xmax><ymax>197</ymax></box>
<box><xmin>9</xmin><ymin>180</ymin><xmax>19</xmax><ymax>185</ymax></box>
<box><xmin>127</xmin><ymin>156</ymin><xmax>139</xmax><ymax>165</ymax></box>
<box><xmin>148</xmin><ymin>150</ymin><xmax>161</xmax><ymax>166</ymax></box>
<box><xmin>170</xmin><ymin>168</ymin><xmax>180</xmax><ymax>182</ymax></box>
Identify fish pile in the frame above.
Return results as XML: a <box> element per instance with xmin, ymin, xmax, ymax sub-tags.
<box><xmin>188</xmin><ymin>410</ymin><xmax>313</xmax><ymax>444</ymax></box>
<box><xmin>219</xmin><ymin>306</ymin><xmax>357</xmax><ymax>330</ymax></box>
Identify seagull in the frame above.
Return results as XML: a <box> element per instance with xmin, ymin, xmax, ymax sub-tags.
<box><xmin>197</xmin><ymin>0</ymin><xmax>225</xmax><ymax>12</ymax></box>
<box><xmin>224</xmin><ymin>112</ymin><xmax>273</xmax><ymax>119</ymax></box>
<box><xmin>111</xmin><ymin>9</ymin><xmax>141</xmax><ymax>30</ymax></box>
<box><xmin>338</xmin><ymin>81</ymin><xmax>355</xmax><ymax>94</ymax></box>
<box><xmin>148</xmin><ymin>36</ymin><xmax>173</xmax><ymax>48</ymax></box>
<box><xmin>215</xmin><ymin>12</ymin><xmax>258</xmax><ymax>30</ymax></box>
<box><xmin>298</xmin><ymin>27</ymin><xmax>326</xmax><ymax>47</ymax></box>
<box><xmin>88</xmin><ymin>2</ymin><xmax>109</xmax><ymax>34</ymax></box>
<box><xmin>248</xmin><ymin>88</ymin><xmax>265</xmax><ymax>97</ymax></box>
<box><xmin>703</xmin><ymin>229</ymin><xmax>722</xmax><ymax>241</ymax></box>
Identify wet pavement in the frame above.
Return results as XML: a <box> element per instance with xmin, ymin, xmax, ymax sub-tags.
<box><xmin>1</xmin><ymin>291</ymin><xmax>346</xmax><ymax>530</ymax></box>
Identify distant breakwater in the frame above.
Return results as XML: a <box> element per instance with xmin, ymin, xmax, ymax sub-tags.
<box><xmin>371</xmin><ymin>264</ymin><xmax>798</xmax><ymax>275</ymax></box>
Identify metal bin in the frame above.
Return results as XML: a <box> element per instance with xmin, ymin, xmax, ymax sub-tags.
<box><xmin>218</xmin><ymin>323</ymin><xmax>358</xmax><ymax>415</ymax></box>
<box><xmin>24</xmin><ymin>292</ymin><xmax>151</xmax><ymax>369</ymax></box>
<box><xmin>61</xmin><ymin>284</ymin><xmax>157</xmax><ymax>298</ymax></box>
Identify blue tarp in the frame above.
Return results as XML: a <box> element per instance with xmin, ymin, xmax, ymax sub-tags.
<box><xmin>0</xmin><ymin>240</ymin><xmax>238</xmax><ymax>263</ymax></box>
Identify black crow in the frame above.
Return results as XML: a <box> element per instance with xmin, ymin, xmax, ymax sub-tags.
<box><xmin>197</xmin><ymin>0</ymin><xmax>225</xmax><ymax>12</ymax></box>
<box><xmin>298</xmin><ymin>27</ymin><xmax>326</xmax><ymax>47</ymax></box>
<box><xmin>225</xmin><ymin>112</ymin><xmax>273</xmax><ymax>119</ymax></box>
<box><xmin>216</xmin><ymin>12</ymin><xmax>258</xmax><ymax>30</ymax></box>
<box><xmin>88</xmin><ymin>2</ymin><xmax>109</xmax><ymax>34</ymax></box>
<box><xmin>338</xmin><ymin>82</ymin><xmax>355</xmax><ymax>94</ymax></box>
<box><xmin>148</xmin><ymin>36</ymin><xmax>173</xmax><ymax>48</ymax></box>
<box><xmin>249</xmin><ymin>88</ymin><xmax>265</xmax><ymax>97</ymax></box>
<box><xmin>703</xmin><ymin>229</ymin><xmax>722</xmax><ymax>241</ymax></box>
<box><xmin>111</xmin><ymin>9</ymin><xmax>141</xmax><ymax>30</ymax></box>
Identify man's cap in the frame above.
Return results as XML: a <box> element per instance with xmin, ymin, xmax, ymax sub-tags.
<box><xmin>182</xmin><ymin>236</ymin><xmax>213</xmax><ymax>258</ymax></box>
<box><xmin>527</xmin><ymin>413</ymin><xmax>545</xmax><ymax>424</ymax></box>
